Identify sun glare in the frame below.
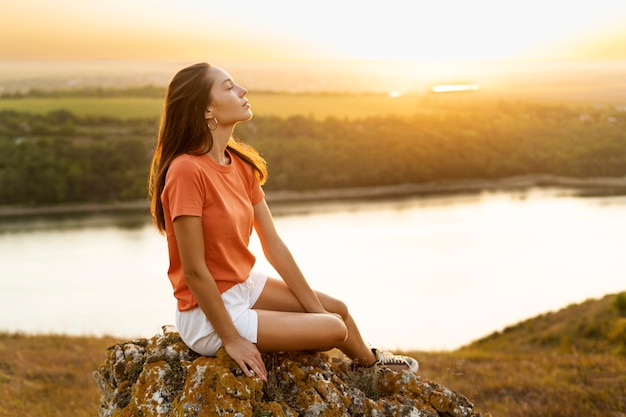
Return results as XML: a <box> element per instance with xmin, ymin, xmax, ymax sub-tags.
<box><xmin>1</xmin><ymin>0</ymin><xmax>626</xmax><ymax>62</ymax></box>
<box><xmin>309</xmin><ymin>1</ymin><xmax>626</xmax><ymax>62</ymax></box>
<box><xmin>431</xmin><ymin>84</ymin><xmax>480</xmax><ymax>93</ymax></box>
<box><xmin>247</xmin><ymin>0</ymin><xmax>626</xmax><ymax>62</ymax></box>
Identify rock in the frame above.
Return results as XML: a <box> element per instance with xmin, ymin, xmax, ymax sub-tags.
<box><xmin>94</xmin><ymin>326</ymin><xmax>482</xmax><ymax>417</ymax></box>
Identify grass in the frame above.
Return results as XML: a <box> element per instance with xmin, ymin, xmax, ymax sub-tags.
<box><xmin>0</xmin><ymin>92</ymin><xmax>449</xmax><ymax>120</ymax></box>
<box><xmin>1</xmin><ymin>337</ymin><xmax>623</xmax><ymax>417</ymax></box>
<box><xmin>0</xmin><ymin>97</ymin><xmax>164</xmax><ymax>120</ymax></box>
<box><xmin>1</xmin><ymin>85</ymin><xmax>617</xmax><ymax>121</ymax></box>
<box><xmin>416</xmin><ymin>349</ymin><xmax>626</xmax><ymax>416</ymax></box>
<box><xmin>414</xmin><ymin>292</ymin><xmax>626</xmax><ymax>416</ymax></box>
<box><xmin>244</xmin><ymin>92</ymin><xmax>431</xmax><ymax>120</ymax></box>
<box><xmin>1</xmin><ymin>293</ymin><xmax>625</xmax><ymax>416</ymax></box>
<box><xmin>0</xmin><ymin>333</ymin><xmax>119</xmax><ymax>417</ymax></box>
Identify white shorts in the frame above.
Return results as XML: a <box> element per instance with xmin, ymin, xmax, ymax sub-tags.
<box><xmin>175</xmin><ymin>270</ymin><xmax>268</xmax><ymax>356</ymax></box>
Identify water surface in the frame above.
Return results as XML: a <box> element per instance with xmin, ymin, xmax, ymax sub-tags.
<box><xmin>1</xmin><ymin>188</ymin><xmax>624</xmax><ymax>351</ymax></box>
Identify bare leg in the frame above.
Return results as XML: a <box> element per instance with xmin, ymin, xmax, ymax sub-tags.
<box><xmin>255</xmin><ymin>310</ymin><xmax>347</xmax><ymax>352</ymax></box>
<box><xmin>335</xmin><ymin>313</ymin><xmax>377</xmax><ymax>366</ymax></box>
<box><xmin>253</xmin><ymin>278</ymin><xmax>376</xmax><ymax>366</ymax></box>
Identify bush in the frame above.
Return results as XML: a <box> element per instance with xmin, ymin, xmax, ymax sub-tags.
<box><xmin>613</xmin><ymin>293</ymin><xmax>626</xmax><ymax>317</ymax></box>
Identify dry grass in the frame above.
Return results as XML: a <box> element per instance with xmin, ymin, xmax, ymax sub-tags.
<box><xmin>1</xmin><ymin>333</ymin><xmax>624</xmax><ymax>417</ymax></box>
<box><xmin>2</xmin><ymin>293</ymin><xmax>625</xmax><ymax>416</ymax></box>
<box><xmin>412</xmin><ymin>349</ymin><xmax>626</xmax><ymax>417</ymax></box>
<box><xmin>0</xmin><ymin>333</ymin><xmax>119</xmax><ymax>417</ymax></box>
<box><xmin>409</xmin><ymin>292</ymin><xmax>626</xmax><ymax>416</ymax></box>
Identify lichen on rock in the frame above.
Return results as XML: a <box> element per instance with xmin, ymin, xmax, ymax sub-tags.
<box><xmin>94</xmin><ymin>326</ymin><xmax>482</xmax><ymax>417</ymax></box>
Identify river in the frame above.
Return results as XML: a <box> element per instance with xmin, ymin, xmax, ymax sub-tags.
<box><xmin>1</xmin><ymin>187</ymin><xmax>624</xmax><ymax>351</ymax></box>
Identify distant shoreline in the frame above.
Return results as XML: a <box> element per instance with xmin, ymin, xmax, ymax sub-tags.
<box><xmin>1</xmin><ymin>174</ymin><xmax>625</xmax><ymax>219</ymax></box>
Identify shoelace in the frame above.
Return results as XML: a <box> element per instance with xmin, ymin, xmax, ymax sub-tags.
<box><xmin>376</xmin><ymin>350</ymin><xmax>407</xmax><ymax>365</ymax></box>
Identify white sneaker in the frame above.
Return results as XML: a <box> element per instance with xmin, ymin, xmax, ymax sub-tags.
<box><xmin>372</xmin><ymin>348</ymin><xmax>419</xmax><ymax>373</ymax></box>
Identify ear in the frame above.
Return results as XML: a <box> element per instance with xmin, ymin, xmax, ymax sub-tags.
<box><xmin>204</xmin><ymin>108</ymin><xmax>213</xmax><ymax>120</ymax></box>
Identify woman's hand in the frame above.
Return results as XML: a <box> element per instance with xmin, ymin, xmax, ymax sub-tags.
<box><xmin>224</xmin><ymin>336</ymin><xmax>268</xmax><ymax>382</ymax></box>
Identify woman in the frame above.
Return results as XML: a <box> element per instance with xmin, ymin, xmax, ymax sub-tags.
<box><xmin>148</xmin><ymin>62</ymin><xmax>418</xmax><ymax>382</ymax></box>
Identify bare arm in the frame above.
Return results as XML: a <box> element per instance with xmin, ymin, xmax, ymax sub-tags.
<box><xmin>173</xmin><ymin>215</ymin><xmax>267</xmax><ymax>381</ymax></box>
<box><xmin>253</xmin><ymin>199</ymin><xmax>326</xmax><ymax>313</ymax></box>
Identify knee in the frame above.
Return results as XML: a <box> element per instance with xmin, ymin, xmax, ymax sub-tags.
<box><xmin>327</xmin><ymin>298</ymin><xmax>349</xmax><ymax>321</ymax></box>
<box><xmin>326</xmin><ymin>314</ymin><xmax>349</xmax><ymax>344</ymax></box>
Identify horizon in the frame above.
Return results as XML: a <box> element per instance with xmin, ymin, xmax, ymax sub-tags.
<box><xmin>1</xmin><ymin>58</ymin><xmax>626</xmax><ymax>104</ymax></box>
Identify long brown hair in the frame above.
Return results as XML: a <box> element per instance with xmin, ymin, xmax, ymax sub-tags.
<box><xmin>148</xmin><ymin>62</ymin><xmax>268</xmax><ymax>233</ymax></box>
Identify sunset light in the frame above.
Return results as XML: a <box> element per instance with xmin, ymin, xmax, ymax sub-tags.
<box><xmin>431</xmin><ymin>84</ymin><xmax>480</xmax><ymax>93</ymax></box>
<box><xmin>1</xmin><ymin>0</ymin><xmax>626</xmax><ymax>62</ymax></box>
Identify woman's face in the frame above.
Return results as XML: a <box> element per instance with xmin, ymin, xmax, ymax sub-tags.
<box><xmin>205</xmin><ymin>66</ymin><xmax>252</xmax><ymax>126</ymax></box>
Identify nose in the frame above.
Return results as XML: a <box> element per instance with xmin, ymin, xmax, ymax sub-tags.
<box><xmin>240</xmin><ymin>86</ymin><xmax>248</xmax><ymax>96</ymax></box>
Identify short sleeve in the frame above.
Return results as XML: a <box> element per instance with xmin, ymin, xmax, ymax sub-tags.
<box><xmin>162</xmin><ymin>156</ymin><xmax>205</xmax><ymax>220</ymax></box>
<box><xmin>250</xmin><ymin>175</ymin><xmax>265</xmax><ymax>206</ymax></box>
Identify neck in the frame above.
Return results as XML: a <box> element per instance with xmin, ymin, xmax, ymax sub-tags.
<box><xmin>206</xmin><ymin>128</ymin><xmax>232</xmax><ymax>165</ymax></box>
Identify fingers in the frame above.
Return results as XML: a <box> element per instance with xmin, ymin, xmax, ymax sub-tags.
<box><xmin>225</xmin><ymin>340</ymin><xmax>268</xmax><ymax>382</ymax></box>
<box><xmin>240</xmin><ymin>356</ymin><xmax>267</xmax><ymax>382</ymax></box>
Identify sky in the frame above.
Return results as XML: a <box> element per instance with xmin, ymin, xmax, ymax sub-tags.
<box><xmin>1</xmin><ymin>0</ymin><xmax>626</xmax><ymax>63</ymax></box>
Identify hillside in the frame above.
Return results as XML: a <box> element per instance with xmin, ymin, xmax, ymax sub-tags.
<box><xmin>466</xmin><ymin>291</ymin><xmax>626</xmax><ymax>355</ymax></box>
<box><xmin>415</xmin><ymin>292</ymin><xmax>626</xmax><ymax>416</ymax></box>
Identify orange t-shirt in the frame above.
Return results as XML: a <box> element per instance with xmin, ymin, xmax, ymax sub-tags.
<box><xmin>161</xmin><ymin>150</ymin><xmax>265</xmax><ymax>311</ymax></box>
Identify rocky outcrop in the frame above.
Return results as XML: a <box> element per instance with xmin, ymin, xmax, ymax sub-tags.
<box><xmin>94</xmin><ymin>326</ymin><xmax>482</xmax><ymax>417</ymax></box>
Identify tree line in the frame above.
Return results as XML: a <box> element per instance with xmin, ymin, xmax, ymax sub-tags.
<box><xmin>1</xmin><ymin>86</ymin><xmax>166</xmax><ymax>99</ymax></box>
<box><xmin>0</xmin><ymin>99</ymin><xmax>624</xmax><ymax>206</ymax></box>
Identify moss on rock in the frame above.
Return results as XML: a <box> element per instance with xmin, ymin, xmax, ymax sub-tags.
<box><xmin>94</xmin><ymin>326</ymin><xmax>481</xmax><ymax>417</ymax></box>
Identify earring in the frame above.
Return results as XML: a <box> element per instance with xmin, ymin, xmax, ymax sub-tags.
<box><xmin>207</xmin><ymin>117</ymin><xmax>218</xmax><ymax>131</ymax></box>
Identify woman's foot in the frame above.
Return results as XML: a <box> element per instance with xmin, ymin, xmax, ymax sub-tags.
<box><xmin>371</xmin><ymin>348</ymin><xmax>419</xmax><ymax>372</ymax></box>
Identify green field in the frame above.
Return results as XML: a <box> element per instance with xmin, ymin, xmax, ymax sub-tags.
<box><xmin>244</xmin><ymin>93</ymin><xmax>431</xmax><ymax>119</ymax></box>
<box><xmin>0</xmin><ymin>93</ymin><xmax>441</xmax><ymax>120</ymax></box>
<box><xmin>0</xmin><ymin>97</ymin><xmax>164</xmax><ymax>119</ymax></box>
